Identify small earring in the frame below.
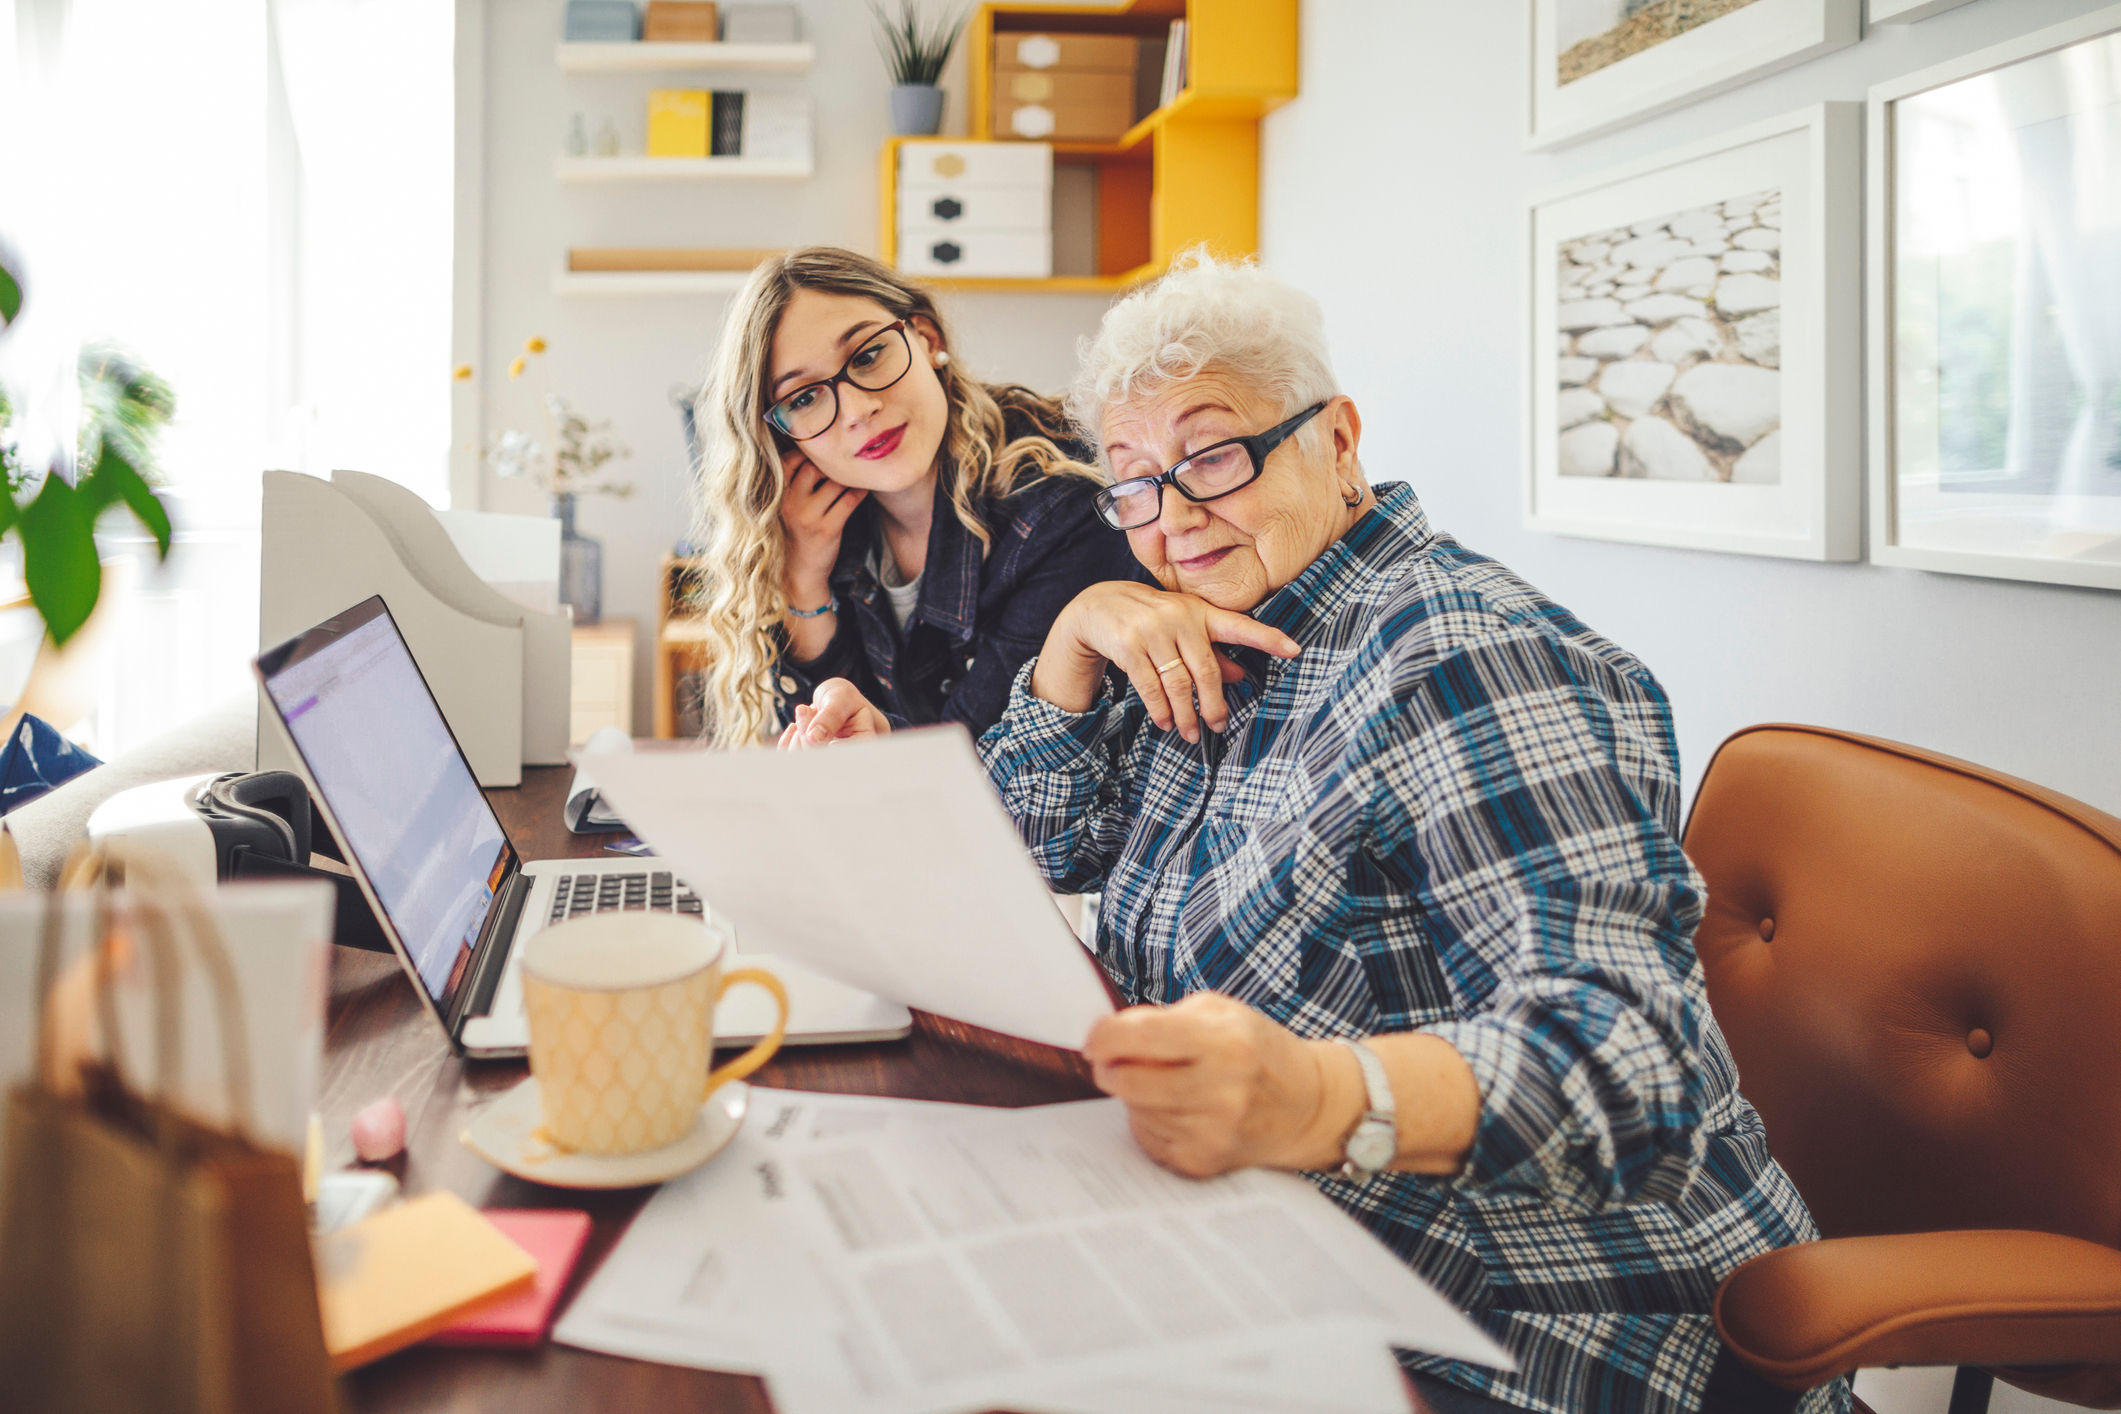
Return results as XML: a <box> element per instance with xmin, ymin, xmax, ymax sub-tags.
<box><xmin>1340</xmin><ymin>481</ymin><xmax>1362</xmax><ymax>508</ymax></box>
<box><xmin>932</xmin><ymin>350</ymin><xmax>950</xmax><ymax>367</ymax></box>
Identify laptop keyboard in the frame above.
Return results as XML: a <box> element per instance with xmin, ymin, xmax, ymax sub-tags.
<box><xmin>547</xmin><ymin>870</ymin><xmax>704</xmax><ymax>926</ymax></box>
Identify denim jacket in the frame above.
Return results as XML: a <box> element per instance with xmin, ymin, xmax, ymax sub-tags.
<box><xmin>775</xmin><ymin>422</ymin><xmax>1140</xmax><ymax>734</ymax></box>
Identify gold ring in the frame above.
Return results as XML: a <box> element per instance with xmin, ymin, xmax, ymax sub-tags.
<box><xmin>1155</xmin><ymin>657</ymin><xmax>1188</xmax><ymax>676</ymax></box>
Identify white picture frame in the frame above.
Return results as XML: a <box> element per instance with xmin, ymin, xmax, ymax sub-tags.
<box><xmin>1868</xmin><ymin>0</ymin><xmax>1976</xmax><ymax>23</ymax></box>
<box><xmin>1529</xmin><ymin>0</ymin><xmax>1860</xmax><ymax>150</ymax></box>
<box><xmin>1868</xmin><ymin>6</ymin><xmax>2121</xmax><ymax>591</ymax></box>
<box><xmin>1525</xmin><ymin>103</ymin><xmax>1862</xmax><ymax>560</ymax></box>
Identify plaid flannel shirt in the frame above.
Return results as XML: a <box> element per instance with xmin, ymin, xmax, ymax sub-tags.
<box><xmin>979</xmin><ymin>483</ymin><xmax>1844</xmax><ymax>1414</ymax></box>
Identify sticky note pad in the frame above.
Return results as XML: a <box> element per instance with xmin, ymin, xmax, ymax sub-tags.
<box><xmin>315</xmin><ymin>1191</ymin><xmax>538</xmax><ymax>1371</ymax></box>
<box><xmin>427</xmin><ymin>1209</ymin><xmax>594</xmax><ymax>1348</ymax></box>
<box><xmin>647</xmin><ymin>89</ymin><xmax>709</xmax><ymax>157</ymax></box>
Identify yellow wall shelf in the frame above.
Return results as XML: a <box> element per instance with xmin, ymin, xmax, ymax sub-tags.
<box><xmin>879</xmin><ymin>0</ymin><xmax>1297</xmax><ymax>294</ymax></box>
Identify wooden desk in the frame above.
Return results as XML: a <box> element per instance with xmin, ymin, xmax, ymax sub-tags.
<box><xmin>325</xmin><ymin>761</ymin><xmax>1100</xmax><ymax>1412</ymax></box>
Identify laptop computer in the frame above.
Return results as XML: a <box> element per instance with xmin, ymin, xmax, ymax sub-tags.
<box><xmin>255</xmin><ymin>594</ymin><xmax>912</xmax><ymax>1060</ymax></box>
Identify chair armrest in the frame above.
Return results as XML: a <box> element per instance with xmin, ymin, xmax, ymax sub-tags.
<box><xmin>1715</xmin><ymin>1229</ymin><xmax>2121</xmax><ymax>1390</ymax></box>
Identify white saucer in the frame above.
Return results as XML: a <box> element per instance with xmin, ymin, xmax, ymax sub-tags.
<box><xmin>460</xmin><ymin>1077</ymin><xmax>748</xmax><ymax>1189</ymax></box>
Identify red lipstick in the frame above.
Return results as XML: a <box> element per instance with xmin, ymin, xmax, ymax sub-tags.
<box><xmin>857</xmin><ymin>424</ymin><xmax>907</xmax><ymax>460</ymax></box>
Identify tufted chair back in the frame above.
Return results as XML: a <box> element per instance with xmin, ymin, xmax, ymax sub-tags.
<box><xmin>1684</xmin><ymin>725</ymin><xmax>2121</xmax><ymax>1407</ymax></box>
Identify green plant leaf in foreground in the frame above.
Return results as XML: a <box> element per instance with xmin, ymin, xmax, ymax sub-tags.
<box><xmin>19</xmin><ymin>473</ymin><xmax>101</xmax><ymax>646</ymax></box>
<box><xmin>0</xmin><ymin>264</ymin><xmax>20</xmax><ymax>329</ymax></box>
<box><xmin>79</xmin><ymin>441</ymin><xmax>172</xmax><ymax>559</ymax></box>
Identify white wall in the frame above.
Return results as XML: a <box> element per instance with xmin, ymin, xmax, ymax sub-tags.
<box><xmin>1261</xmin><ymin>0</ymin><xmax>2121</xmax><ymax>818</ymax></box>
<box><xmin>471</xmin><ymin>0</ymin><xmax>1112</xmax><ymax>730</ymax></box>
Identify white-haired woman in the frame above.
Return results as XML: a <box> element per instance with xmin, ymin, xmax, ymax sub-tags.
<box><xmin>690</xmin><ymin>247</ymin><xmax>1137</xmax><ymax>747</ymax></box>
<box><xmin>793</xmin><ymin>254</ymin><xmax>1837</xmax><ymax>1414</ymax></box>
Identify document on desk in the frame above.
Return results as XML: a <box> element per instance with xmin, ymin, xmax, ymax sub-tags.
<box><xmin>555</xmin><ymin>1088</ymin><xmax>1513</xmax><ymax>1414</ymax></box>
<box><xmin>573</xmin><ymin>728</ymin><xmax>1113</xmax><ymax>1050</ymax></box>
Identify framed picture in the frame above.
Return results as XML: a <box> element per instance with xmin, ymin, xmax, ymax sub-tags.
<box><xmin>1869</xmin><ymin>6</ymin><xmax>2121</xmax><ymax>591</ymax></box>
<box><xmin>1529</xmin><ymin>0</ymin><xmax>1859</xmax><ymax>149</ymax></box>
<box><xmin>1868</xmin><ymin>0</ymin><xmax>1976</xmax><ymax>23</ymax></box>
<box><xmin>1526</xmin><ymin>104</ymin><xmax>1861</xmax><ymax>560</ymax></box>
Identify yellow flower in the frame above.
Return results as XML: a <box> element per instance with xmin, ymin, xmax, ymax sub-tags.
<box><xmin>524</xmin><ymin>336</ymin><xmax>548</xmax><ymax>354</ymax></box>
<box><xmin>452</xmin><ymin>364</ymin><xmax>473</xmax><ymax>381</ymax></box>
<box><xmin>508</xmin><ymin>356</ymin><xmax>527</xmax><ymax>379</ymax></box>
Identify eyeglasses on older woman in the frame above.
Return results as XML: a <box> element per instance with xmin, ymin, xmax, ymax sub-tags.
<box><xmin>1092</xmin><ymin>400</ymin><xmax>1328</xmax><ymax>531</ymax></box>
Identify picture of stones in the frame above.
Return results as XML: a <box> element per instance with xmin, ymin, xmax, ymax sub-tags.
<box><xmin>1556</xmin><ymin>0</ymin><xmax>1765</xmax><ymax>85</ymax></box>
<box><xmin>1554</xmin><ymin>187</ymin><xmax>1782</xmax><ymax>485</ymax></box>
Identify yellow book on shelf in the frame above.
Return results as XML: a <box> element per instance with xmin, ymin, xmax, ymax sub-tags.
<box><xmin>315</xmin><ymin>1191</ymin><xmax>538</xmax><ymax>1371</ymax></box>
<box><xmin>646</xmin><ymin>88</ymin><xmax>710</xmax><ymax>158</ymax></box>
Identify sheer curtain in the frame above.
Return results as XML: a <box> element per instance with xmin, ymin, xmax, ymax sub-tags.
<box><xmin>0</xmin><ymin>0</ymin><xmax>453</xmax><ymax>754</ymax></box>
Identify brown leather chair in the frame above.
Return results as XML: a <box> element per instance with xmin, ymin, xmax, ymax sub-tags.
<box><xmin>1684</xmin><ymin>725</ymin><xmax>2121</xmax><ymax>1413</ymax></box>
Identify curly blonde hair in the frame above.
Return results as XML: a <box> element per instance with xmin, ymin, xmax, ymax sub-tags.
<box><xmin>691</xmin><ymin>247</ymin><xmax>1094</xmax><ymax>747</ymax></box>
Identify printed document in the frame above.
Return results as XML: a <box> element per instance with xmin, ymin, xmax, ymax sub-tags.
<box><xmin>556</xmin><ymin>1089</ymin><xmax>1512</xmax><ymax>1414</ymax></box>
<box><xmin>574</xmin><ymin>729</ymin><xmax>1113</xmax><ymax>1049</ymax></box>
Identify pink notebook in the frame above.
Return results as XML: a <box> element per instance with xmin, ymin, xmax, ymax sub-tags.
<box><xmin>426</xmin><ymin>1209</ymin><xmax>593</xmax><ymax>1348</ymax></box>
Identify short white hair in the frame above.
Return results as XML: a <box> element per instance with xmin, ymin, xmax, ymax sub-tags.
<box><xmin>1067</xmin><ymin>249</ymin><xmax>1340</xmax><ymax>460</ymax></box>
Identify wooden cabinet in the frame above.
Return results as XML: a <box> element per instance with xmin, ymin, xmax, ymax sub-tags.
<box><xmin>570</xmin><ymin>619</ymin><xmax>638</xmax><ymax>742</ymax></box>
<box><xmin>877</xmin><ymin>0</ymin><xmax>1298</xmax><ymax>294</ymax></box>
<box><xmin>654</xmin><ymin>556</ymin><xmax>711</xmax><ymax>738</ymax></box>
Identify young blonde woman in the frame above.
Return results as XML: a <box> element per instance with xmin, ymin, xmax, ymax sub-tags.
<box><xmin>690</xmin><ymin>247</ymin><xmax>1137</xmax><ymax>747</ymax></box>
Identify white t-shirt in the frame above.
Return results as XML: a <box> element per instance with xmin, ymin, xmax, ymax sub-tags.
<box><xmin>872</xmin><ymin>542</ymin><xmax>923</xmax><ymax>635</ymax></box>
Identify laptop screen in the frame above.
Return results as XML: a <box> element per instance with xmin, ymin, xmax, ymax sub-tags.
<box><xmin>258</xmin><ymin>597</ymin><xmax>515</xmax><ymax>1015</ymax></box>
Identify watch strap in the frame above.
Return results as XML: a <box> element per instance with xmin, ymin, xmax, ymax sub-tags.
<box><xmin>1336</xmin><ymin>1038</ymin><xmax>1396</xmax><ymax>1182</ymax></box>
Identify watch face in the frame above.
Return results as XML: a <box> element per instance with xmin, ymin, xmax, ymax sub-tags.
<box><xmin>1348</xmin><ymin>1118</ymin><xmax>1395</xmax><ymax>1173</ymax></box>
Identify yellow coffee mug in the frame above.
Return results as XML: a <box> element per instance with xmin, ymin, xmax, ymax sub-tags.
<box><xmin>520</xmin><ymin>911</ymin><xmax>788</xmax><ymax>1156</ymax></box>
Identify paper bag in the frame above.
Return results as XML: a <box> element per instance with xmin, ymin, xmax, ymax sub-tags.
<box><xmin>0</xmin><ymin>849</ymin><xmax>336</xmax><ymax>1414</ymax></box>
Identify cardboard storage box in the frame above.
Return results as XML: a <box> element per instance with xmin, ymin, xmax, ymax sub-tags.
<box><xmin>992</xmin><ymin>68</ymin><xmax>1136</xmax><ymax>141</ymax></box>
<box><xmin>643</xmin><ymin>0</ymin><xmax>717</xmax><ymax>41</ymax></box>
<box><xmin>993</xmin><ymin>32</ymin><xmax>1138</xmax><ymax>72</ymax></box>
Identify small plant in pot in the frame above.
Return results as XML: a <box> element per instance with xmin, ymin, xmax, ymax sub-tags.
<box><xmin>870</xmin><ymin>0</ymin><xmax>969</xmax><ymax>137</ymax></box>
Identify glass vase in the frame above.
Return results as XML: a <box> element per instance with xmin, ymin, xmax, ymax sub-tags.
<box><xmin>554</xmin><ymin>492</ymin><xmax>603</xmax><ymax>624</ymax></box>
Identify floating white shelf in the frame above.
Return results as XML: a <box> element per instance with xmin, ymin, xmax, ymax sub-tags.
<box><xmin>553</xmin><ymin>270</ymin><xmax>755</xmax><ymax>297</ymax></box>
<box><xmin>555</xmin><ymin>41</ymin><xmax>814</xmax><ymax>73</ymax></box>
<box><xmin>554</xmin><ymin>155</ymin><xmax>813</xmax><ymax>182</ymax></box>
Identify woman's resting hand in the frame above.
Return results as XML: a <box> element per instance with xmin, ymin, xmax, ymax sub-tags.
<box><xmin>777</xmin><ymin>677</ymin><xmax>891</xmax><ymax>749</ymax></box>
<box><xmin>778</xmin><ymin>447</ymin><xmax>865</xmax><ymax>606</ymax></box>
<box><xmin>1031</xmin><ymin>582</ymin><xmax>1301</xmax><ymax>744</ymax></box>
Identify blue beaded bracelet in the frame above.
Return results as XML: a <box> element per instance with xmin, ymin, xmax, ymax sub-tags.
<box><xmin>787</xmin><ymin>594</ymin><xmax>838</xmax><ymax>619</ymax></box>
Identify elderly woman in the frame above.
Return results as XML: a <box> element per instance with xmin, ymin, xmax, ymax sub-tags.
<box><xmin>794</xmin><ymin>255</ymin><xmax>1834</xmax><ymax>1414</ymax></box>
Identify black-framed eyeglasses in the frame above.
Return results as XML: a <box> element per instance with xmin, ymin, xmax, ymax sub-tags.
<box><xmin>765</xmin><ymin>320</ymin><xmax>915</xmax><ymax>441</ymax></box>
<box><xmin>1093</xmin><ymin>401</ymin><xmax>1329</xmax><ymax>531</ymax></box>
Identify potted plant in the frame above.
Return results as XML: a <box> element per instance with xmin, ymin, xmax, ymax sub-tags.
<box><xmin>870</xmin><ymin>0</ymin><xmax>969</xmax><ymax>137</ymax></box>
<box><xmin>0</xmin><ymin>244</ymin><xmax>174</xmax><ymax>650</ymax></box>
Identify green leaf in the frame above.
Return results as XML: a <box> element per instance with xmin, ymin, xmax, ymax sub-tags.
<box><xmin>19</xmin><ymin>473</ymin><xmax>101</xmax><ymax>647</ymax></box>
<box><xmin>0</xmin><ymin>264</ymin><xmax>19</xmax><ymax>329</ymax></box>
<box><xmin>79</xmin><ymin>442</ymin><xmax>172</xmax><ymax>558</ymax></box>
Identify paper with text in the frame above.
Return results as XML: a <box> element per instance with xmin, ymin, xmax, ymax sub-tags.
<box><xmin>556</xmin><ymin>1089</ymin><xmax>1512</xmax><ymax>1414</ymax></box>
<box><xmin>574</xmin><ymin>728</ymin><xmax>1113</xmax><ymax>1049</ymax></box>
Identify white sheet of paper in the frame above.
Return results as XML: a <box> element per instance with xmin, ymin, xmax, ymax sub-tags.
<box><xmin>574</xmin><ymin>728</ymin><xmax>1114</xmax><ymax>1050</ymax></box>
<box><xmin>555</xmin><ymin>1089</ymin><xmax>1510</xmax><ymax>1414</ymax></box>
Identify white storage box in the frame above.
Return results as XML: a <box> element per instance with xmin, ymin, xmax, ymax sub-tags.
<box><xmin>899</xmin><ymin>182</ymin><xmax>1052</xmax><ymax>231</ymax></box>
<box><xmin>896</xmin><ymin>141</ymin><xmax>1053</xmax><ymax>280</ymax></box>
<box><xmin>897</xmin><ymin>227</ymin><xmax>1052</xmax><ymax>278</ymax></box>
<box><xmin>898</xmin><ymin>140</ymin><xmax>1051</xmax><ymax>189</ymax></box>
